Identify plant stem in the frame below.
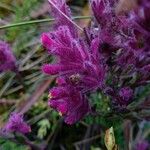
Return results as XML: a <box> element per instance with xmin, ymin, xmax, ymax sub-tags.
<box><xmin>0</xmin><ymin>16</ymin><xmax>91</xmax><ymax>29</ymax></box>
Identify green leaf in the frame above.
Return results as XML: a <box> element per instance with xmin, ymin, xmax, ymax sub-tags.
<box><xmin>37</xmin><ymin>119</ymin><xmax>51</xmax><ymax>139</ymax></box>
<box><xmin>0</xmin><ymin>138</ymin><xmax>29</xmax><ymax>150</ymax></box>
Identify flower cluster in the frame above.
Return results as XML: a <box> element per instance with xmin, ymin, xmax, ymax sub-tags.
<box><xmin>90</xmin><ymin>0</ymin><xmax>150</xmax><ymax>108</ymax></box>
<box><xmin>42</xmin><ymin>0</ymin><xmax>150</xmax><ymax>124</ymax></box>
<box><xmin>42</xmin><ymin>25</ymin><xmax>106</xmax><ymax>124</ymax></box>
<box><xmin>4</xmin><ymin>113</ymin><xmax>31</xmax><ymax>134</ymax></box>
<box><xmin>0</xmin><ymin>40</ymin><xmax>16</xmax><ymax>72</ymax></box>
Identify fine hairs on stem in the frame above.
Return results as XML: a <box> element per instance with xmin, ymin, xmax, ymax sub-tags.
<box><xmin>48</xmin><ymin>0</ymin><xmax>83</xmax><ymax>31</ymax></box>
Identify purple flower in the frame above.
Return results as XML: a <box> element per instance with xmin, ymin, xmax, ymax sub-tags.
<box><xmin>105</xmin><ymin>87</ymin><xmax>133</xmax><ymax>106</ymax></box>
<box><xmin>42</xmin><ymin>26</ymin><xmax>106</xmax><ymax>92</ymax></box>
<box><xmin>41</xmin><ymin>0</ymin><xmax>150</xmax><ymax>120</ymax></box>
<box><xmin>116</xmin><ymin>0</ymin><xmax>150</xmax><ymax>86</ymax></box>
<box><xmin>0</xmin><ymin>40</ymin><xmax>16</xmax><ymax>72</ymax></box>
<box><xmin>119</xmin><ymin>87</ymin><xmax>133</xmax><ymax>102</ymax></box>
<box><xmin>42</xmin><ymin>1</ymin><xmax>100</xmax><ymax>124</ymax></box>
<box><xmin>90</xmin><ymin>0</ymin><xmax>128</xmax><ymax>61</ymax></box>
<box><xmin>131</xmin><ymin>0</ymin><xmax>150</xmax><ymax>35</ymax></box>
<box><xmin>5</xmin><ymin>113</ymin><xmax>31</xmax><ymax>134</ymax></box>
<box><xmin>48</xmin><ymin>0</ymin><xmax>77</xmax><ymax>37</ymax></box>
<box><xmin>48</xmin><ymin>84</ymin><xmax>90</xmax><ymax>124</ymax></box>
<box><xmin>136</xmin><ymin>140</ymin><xmax>149</xmax><ymax>150</ymax></box>
<box><xmin>90</xmin><ymin>0</ymin><xmax>112</xmax><ymax>26</ymax></box>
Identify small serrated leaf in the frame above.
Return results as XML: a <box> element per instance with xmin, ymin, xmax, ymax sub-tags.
<box><xmin>37</xmin><ymin>119</ymin><xmax>51</xmax><ymax>139</ymax></box>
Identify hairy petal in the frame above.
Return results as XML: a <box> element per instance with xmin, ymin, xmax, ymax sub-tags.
<box><xmin>48</xmin><ymin>0</ymin><xmax>77</xmax><ymax>37</ymax></box>
<box><xmin>48</xmin><ymin>85</ymin><xmax>90</xmax><ymax>124</ymax></box>
<box><xmin>4</xmin><ymin>113</ymin><xmax>31</xmax><ymax>134</ymax></box>
<box><xmin>0</xmin><ymin>40</ymin><xmax>16</xmax><ymax>72</ymax></box>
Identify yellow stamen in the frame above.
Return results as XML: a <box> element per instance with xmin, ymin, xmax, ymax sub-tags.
<box><xmin>48</xmin><ymin>93</ymin><xmax>52</xmax><ymax>99</ymax></box>
<box><xmin>58</xmin><ymin>112</ymin><xmax>62</xmax><ymax>116</ymax></box>
<box><xmin>56</xmin><ymin>78</ymin><xmax>59</xmax><ymax>84</ymax></box>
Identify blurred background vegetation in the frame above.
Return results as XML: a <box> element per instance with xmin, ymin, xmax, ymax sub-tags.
<box><xmin>0</xmin><ymin>0</ymin><xmax>149</xmax><ymax>150</ymax></box>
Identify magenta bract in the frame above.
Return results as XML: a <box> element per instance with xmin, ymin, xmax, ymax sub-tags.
<box><xmin>5</xmin><ymin>113</ymin><xmax>31</xmax><ymax>134</ymax></box>
<box><xmin>0</xmin><ymin>40</ymin><xmax>16</xmax><ymax>72</ymax></box>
